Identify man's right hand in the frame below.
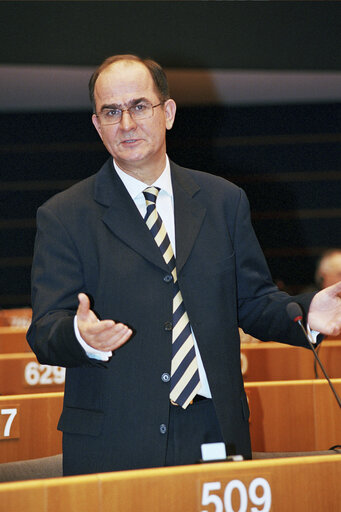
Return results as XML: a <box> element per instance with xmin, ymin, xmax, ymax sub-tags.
<box><xmin>77</xmin><ymin>293</ymin><xmax>133</xmax><ymax>352</ymax></box>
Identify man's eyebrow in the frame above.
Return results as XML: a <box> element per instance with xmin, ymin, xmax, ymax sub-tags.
<box><xmin>100</xmin><ymin>97</ymin><xmax>150</xmax><ymax>112</ymax></box>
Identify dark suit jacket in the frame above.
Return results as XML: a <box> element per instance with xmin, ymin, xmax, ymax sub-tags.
<box><xmin>27</xmin><ymin>159</ymin><xmax>314</xmax><ymax>475</ymax></box>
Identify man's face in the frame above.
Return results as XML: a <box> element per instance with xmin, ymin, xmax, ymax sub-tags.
<box><xmin>92</xmin><ymin>60</ymin><xmax>176</xmax><ymax>180</ymax></box>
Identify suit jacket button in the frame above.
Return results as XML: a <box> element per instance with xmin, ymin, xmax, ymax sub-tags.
<box><xmin>164</xmin><ymin>321</ymin><xmax>172</xmax><ymax>331</ymax></box>
<box><xmin>163</xmin><ymin>274</ymin><xmax>173</xmax><ymax>283</ymax></box>
<box><xmin>161</xmin><ymin>373</ymin><xmax>170</xmax><ymax>383</ymax></box>
<box><xmin>160</xmin><ymin>424</ymin><xmax>167</xmax><ymax>434</ymax></box>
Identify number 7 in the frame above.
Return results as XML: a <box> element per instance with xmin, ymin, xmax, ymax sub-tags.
<box><xmin>1</xmin><ymin>408</ymin><xmax>18</xmax><ymax>437</ymax></box>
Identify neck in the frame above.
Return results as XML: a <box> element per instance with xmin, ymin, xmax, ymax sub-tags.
<box><xmin>114</xmin><ymin>155</ymin><xmax>167</xmax><ymax>185</ymax></box>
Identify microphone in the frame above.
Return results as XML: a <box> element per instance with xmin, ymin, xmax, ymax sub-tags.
<box><xmin>286</xmin><ymin>302</ymin><xmax>341</xmax><ymax>408</ymax></box>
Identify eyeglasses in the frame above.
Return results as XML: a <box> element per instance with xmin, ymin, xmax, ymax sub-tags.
<box><xmin>96</xmin><ymin>102</ymin><xmax>162</xmax><ymax>125</ymax></box>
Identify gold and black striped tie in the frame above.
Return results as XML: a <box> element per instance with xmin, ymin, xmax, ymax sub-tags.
<box><xmin>143</xmin><ymin>186</ymin><xmax>201</xmax><ymax>409</ymax></box>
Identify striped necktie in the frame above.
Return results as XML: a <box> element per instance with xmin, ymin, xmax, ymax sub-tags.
<box><xmin>143</xmin><ymin>186</ymin><xmax>201</xmax><ymax>409</ymax></box>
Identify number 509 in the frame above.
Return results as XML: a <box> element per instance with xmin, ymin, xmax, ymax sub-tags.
<box><xmin>202</xmin><ymin>478</ymin><xmax>271</xmax><ymax>512</ymax></box>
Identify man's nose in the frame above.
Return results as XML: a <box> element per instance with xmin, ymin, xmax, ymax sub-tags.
<box><xmin>120</xmin><ymin>110</ymin><xmax>137</xmax><ymax>130</ymax></box>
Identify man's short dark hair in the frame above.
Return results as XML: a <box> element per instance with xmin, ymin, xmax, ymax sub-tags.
<box><xmin>89</xmin><ymin>54</ymin><xmax>170</xmax><ymax>112</ymax></box>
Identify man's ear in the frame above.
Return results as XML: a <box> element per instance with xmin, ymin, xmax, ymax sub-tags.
<box><xmin>164</xmin><ymin>99</ymin><xmax>177</xmax><ymax>130</ymax></box>
<box><xmin>92</xmin><ymin>113</ymin><xmax>103</xmax><ymax>140</ymax></box>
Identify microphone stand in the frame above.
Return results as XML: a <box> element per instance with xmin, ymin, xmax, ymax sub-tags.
<box><xmin>286</xmin><ymin>302</ymin><xmax>341</xmax><ymax>452</ymax></box>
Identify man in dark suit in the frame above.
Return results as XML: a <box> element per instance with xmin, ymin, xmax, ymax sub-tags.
<box><xmin>27</xmin><ymin>54</ymin><xmax>341</xmax><ymax>476</ymax></box>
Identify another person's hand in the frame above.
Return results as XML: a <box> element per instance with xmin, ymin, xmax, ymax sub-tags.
<box><xmin>77</xmin><ymin>293</ymin><xmax>133</xmax><ymax>352</ymax></box>
<box><xmin>308</xmin><ymin>281</ymin><xmax>341</xmax><ymax>336</ymax></box>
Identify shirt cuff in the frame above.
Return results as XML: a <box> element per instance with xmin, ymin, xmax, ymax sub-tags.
<box><xmin>306</xmin><ymin>323</ymin><xmax>319</xmax><ymax>344</ymax></box>
<box><xmin>74</xmin><ymin>316</ymin><xmax>112</xmax><ymax>361</ymax></box>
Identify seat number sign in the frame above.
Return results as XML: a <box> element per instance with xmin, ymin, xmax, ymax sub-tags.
<box><xmin>0</xmin><ymin>405</ymin><xmax>20</xmax><ymax>440</ymax></box>
<box><xmin>200</xmin><ymin>476</ymin><xmax>272</xmax><ymax>512</ymax></box>
<box><xmin>23</xmin><ymin>361</ymin><xmax>65</xmax><ymax>387</ymax></box>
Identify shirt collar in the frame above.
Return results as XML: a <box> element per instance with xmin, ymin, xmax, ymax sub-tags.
<box><xmin>113</xmin><ymin>156</ymin><xmax>173</xmax><ymax>201</ymax></box>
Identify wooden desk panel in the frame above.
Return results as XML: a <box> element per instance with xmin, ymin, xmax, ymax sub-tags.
<box><xmin>0</xmin><ymin>479</ymin><xmax>46</xmax><ymax>512</ymax></box>
<box><xmin>0</xmin><ymin>328</ymin><xmax>31</xmax><ymax>354</ymax></box>
<box><xmin>246</xmin><ymin>379</ymin><xmax>341</xmax><ymax>452</ymax></box>
<box><xmin>0</xmin><ymin>309</ymin><xmax>31</xmax><ymax>328</ymax></box>
<box><xmin>1</xmin><ymin>381</ymin><xmax>338</xmax><ymax>463</ymax></box>
<box><xmin>0</xmin><ymin>393</ymin><xmax>63</xmax><ymax>463</ymax></box>
<box><xmin>246</xmin><ymin>380</ymin><xmax>315</xmax><ymax>452</ymax></box>
<box><xmin>0</xmin><ymin>353</ymin><xmax>65</xmax><ymax>395</ymax></box>
<box><xmin>313</xmin><ymin>379</ymin><xmax>341</xmax><ymax>449</ymax></box>
<box><xmin>1</xmin><ymin>455</ymin><xmax>340</xmax><ymax>512</ymax></box>
<box><xmin>46</xmin><ymin>476</ymin><xmax>100</xmax><ymax>512</ymax></box>
<box><xmin>241</xmin><ymin>340</ymin><xmax>341</xmax><ymax>381</ymax></box>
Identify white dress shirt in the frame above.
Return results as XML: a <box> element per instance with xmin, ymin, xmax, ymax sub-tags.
<box><xmin>75</xmin><ymin>156</ymin><xmax>212</xmax><ymax>398</ymax></box>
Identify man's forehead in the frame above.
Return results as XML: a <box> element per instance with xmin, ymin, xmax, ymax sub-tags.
<box><xmin>95</xmin><ymin>60</ymin><xmax>156</xmax><ymax>101</ymax></box>
<box><xmin>99</xmin><ymin>60</ymin><xmax>152</xmax><ymax>86</ymax></box>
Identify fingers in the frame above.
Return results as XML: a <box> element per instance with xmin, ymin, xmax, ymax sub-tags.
<box><xmin>83</xmin><ymin>321</ymin><xmax>133</xmax><ymax>352</ymax></box>
<box><xmin>106</xmin><ymin>323</ymin><xmax>133</xmax><ymax>351</ymax></box>
<box><xmin>76</xmin><ymin>293</ymin><xmax>133</xmax><ymax>351</ymax></box>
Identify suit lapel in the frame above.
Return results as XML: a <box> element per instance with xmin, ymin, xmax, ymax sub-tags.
<box><xmin>171</xmin><ymin>163</ymin><xmax>206</xmax><ymax>274</ymax></box>
<box><xmin>94</xmin><ymin>160</ymin><xmax>168</xmax><ymax>271</ymax></box>
<box><xmin>93</xmin><ymin>159</ymin><xmax>206</xmax><ymax>274</ymax></box>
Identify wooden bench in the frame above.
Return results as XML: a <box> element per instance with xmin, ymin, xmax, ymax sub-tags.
<box><xmin>0</xmin><ymin>308</ymin><xmax>32</xmax><ymax>328</ymax></box>
<box><xmin>241</xmin><ymin>340</ymin><xmax>341</xmax><ymax>381</ymax></box>
<box><xmin>0</xmin><ymin>353</ymin><xmax>65</xmax><ymax>395</ymax></box>
<box><xmin>0</xmin><ymin>327</ymin><xmax>31</xmax><ymax>354</ymax></box>
<box><xmin>0</xmin><ymin>392</ymin><xmax>63</xmax><ymax>463</ymax></box>
<box><xmin>246</xmin><ymin>378</ymin><xmax>341</xmax><ymax>453</ymax></box>
<box><xmin>0</xmin><ymin>454</ymin><xmax>340</xmax><ymax>512</ymax></box>
<box><xmin>1</xmin><ymin>379</ymin><xmax>340</xmax><ymax>464</ymax></box>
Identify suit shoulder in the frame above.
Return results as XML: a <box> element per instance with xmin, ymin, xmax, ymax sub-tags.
<box><xmin>173</xmin><ymin>162</ymin><xmax>243</xmax><ymax>198</ymax></box>
<box><xmin>40</xmin><ymin>174</ymin><xmax>95</xmax><ymax>212</ymax></box>
<box><xmin>190</xmin><ymin>167</ymin><xmax>240</xmax><ymax>191</ymax></box>
<box><xmin>38</xmin><ymin>157</ymin><xmax>114</xmax><ymax>214</ymax></box>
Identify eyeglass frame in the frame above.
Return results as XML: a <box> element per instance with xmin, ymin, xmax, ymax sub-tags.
<box><xmin>95</xmin><ymin>101</ymin><xmax>163</xmax><ymax>126</ymax></box>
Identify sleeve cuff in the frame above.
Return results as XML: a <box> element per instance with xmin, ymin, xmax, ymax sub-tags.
<box><xmin>74</xmin><ymin>316</ymin><xmax>112</xmax><ymax>361</ymax></box>
<box><xmin>306</xmin><ymin>323</ymin><xmax>319</xmax><ymax>344</ymax></box>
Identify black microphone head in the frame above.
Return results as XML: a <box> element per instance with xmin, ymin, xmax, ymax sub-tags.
<box><xmin>286</xmin><ymin>302</ymin><xmax>303</xmax><ymax>323</ymax></box>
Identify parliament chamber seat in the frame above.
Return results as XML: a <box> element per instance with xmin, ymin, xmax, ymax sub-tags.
<box><xmin>0</xmin><ymin>392</ymin><xmax>63</xmax><ymax>463</ymax></box>
<box><xmin>0</xmin><ymin>353</ymin><xmax>65</xmax><ymax>395</ymax></box>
